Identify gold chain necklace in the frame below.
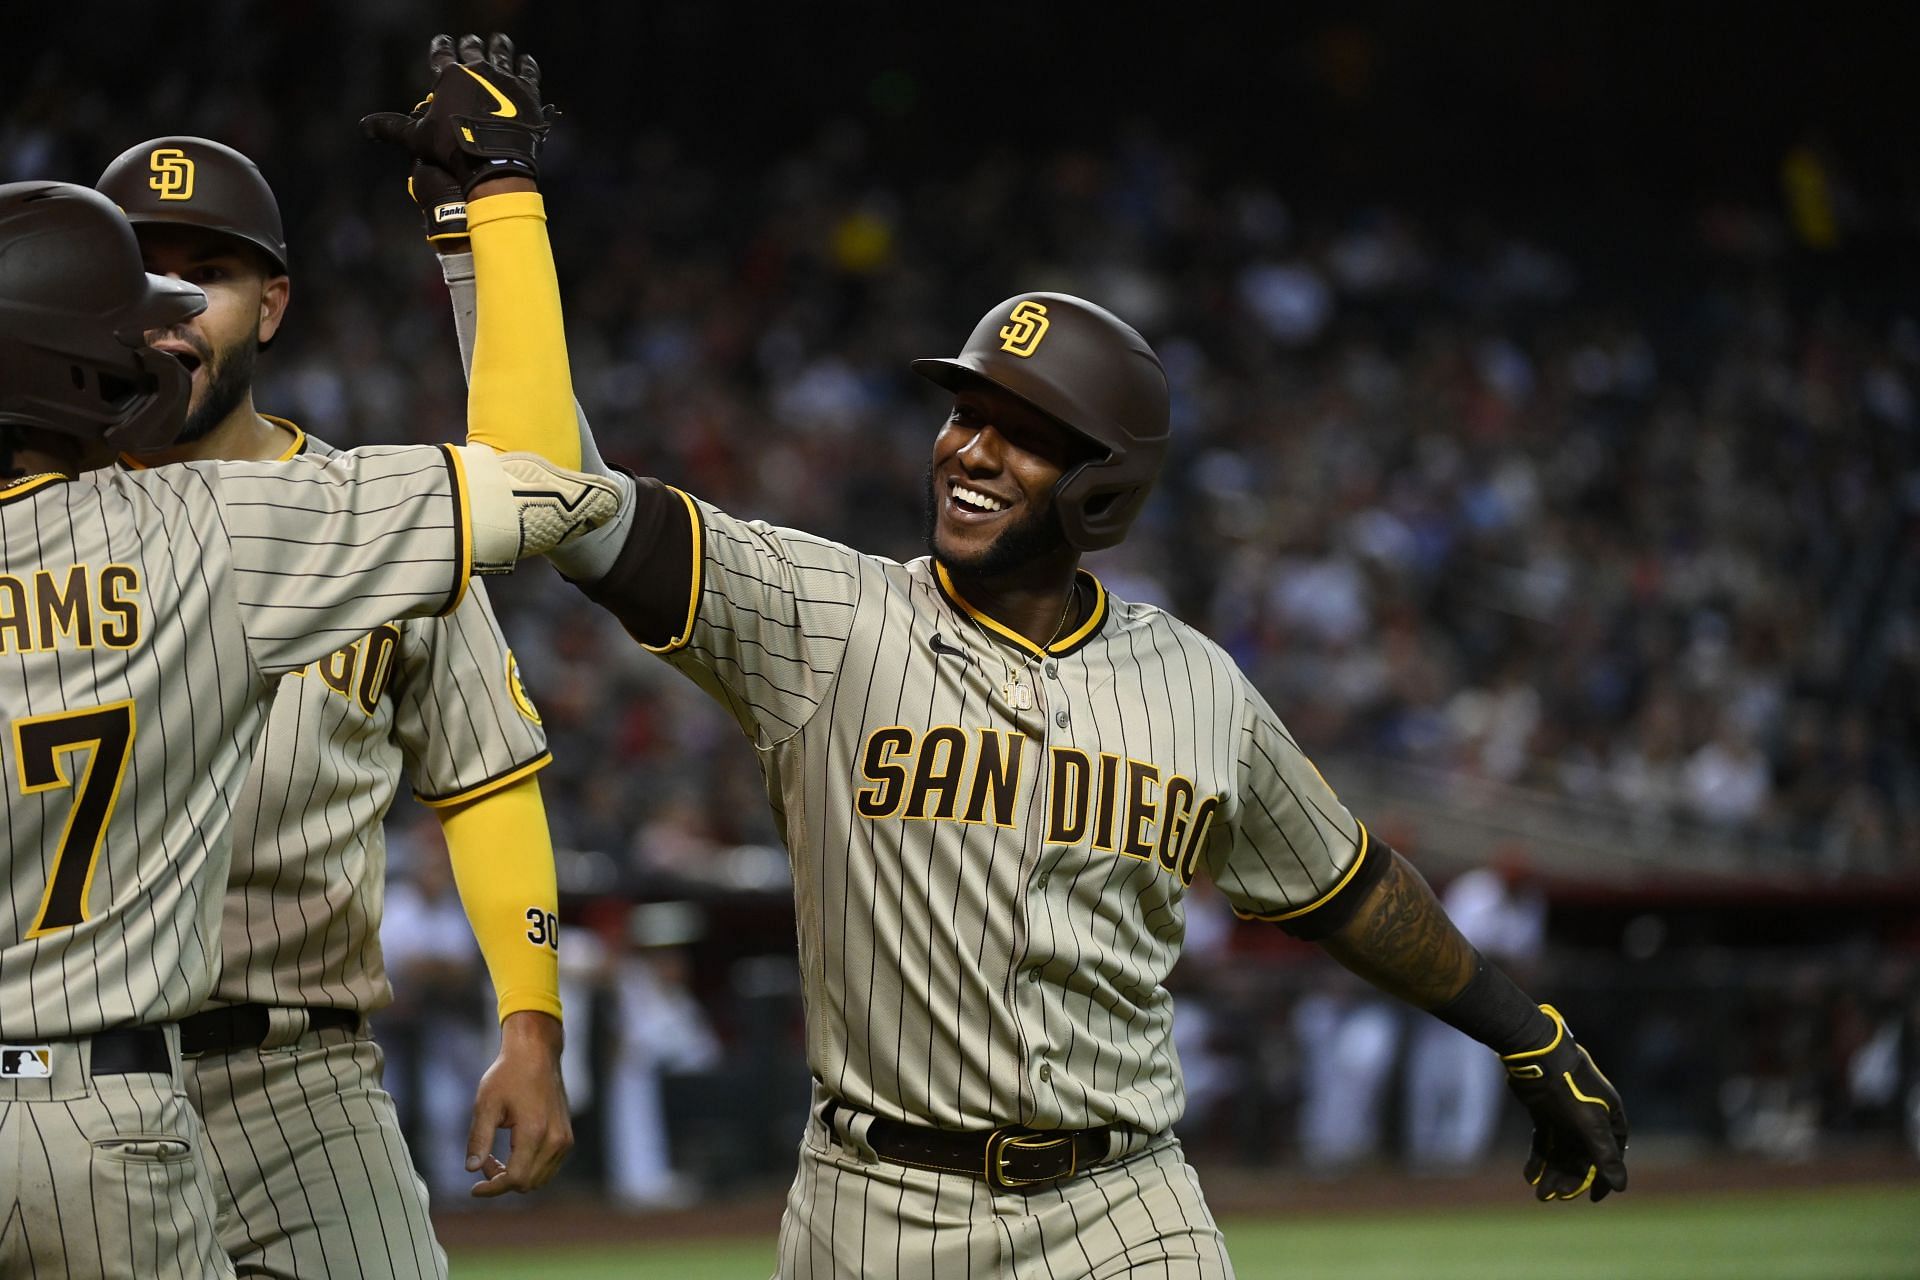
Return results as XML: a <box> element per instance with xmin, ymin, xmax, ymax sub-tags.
<box><xmin>968</xmin><ymin>581</ymin><xmax>1077</xmax><ymax>711</ymax></box>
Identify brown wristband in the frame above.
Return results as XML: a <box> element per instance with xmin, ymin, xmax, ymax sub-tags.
<box><xmin>1429</xmin><ymin>954</ymin><xmax>1556</xmax><ymax>1055</ymax></box>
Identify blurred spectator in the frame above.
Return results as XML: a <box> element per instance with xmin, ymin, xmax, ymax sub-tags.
<box><xmin>1291</xmin><ymin>977</ymin><xmax>1402</xmax><ymax>1172</ymax></box>
<box><xmin>382</xmin><ymin>820</ymin><xmax>492</xmax><ymax>1204</ymax></box>
<box><xmin>603</xmin><ymin>903</ymin><xmax>723</xmax><ymax>1210</ymax></box>
<box><xmin>1401</xmin><ymin>855</ymin><xmax>1548</xmax><ymax>1173</ymax></box>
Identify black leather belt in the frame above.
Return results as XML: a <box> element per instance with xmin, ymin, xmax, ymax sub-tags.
<box><xmin>822</xmin><ymin>1097</ymin><xmax>1113</xmax><ymax>1193</ymax></box>
<box><xmin>179</xmin><ymin>1004</ymin><xmax>358</xmax><ymax>1057</ymax></box>
<box><xmin>89</xmin><ymin>1026</ymin><xmax>172</xmax><ymax>1075</ymax></box>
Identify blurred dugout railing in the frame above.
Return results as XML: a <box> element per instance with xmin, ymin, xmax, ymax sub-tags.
<box><xmin>1327</xmin><ymin>754</ymin><xmax>1918</xmax><ymax>886</ymax></box>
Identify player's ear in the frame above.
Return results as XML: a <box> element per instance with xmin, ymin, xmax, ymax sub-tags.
<box><xmin>257</xmin><ymin>274</ymin><xmax>291</xmax><ymax>347</ymax></box>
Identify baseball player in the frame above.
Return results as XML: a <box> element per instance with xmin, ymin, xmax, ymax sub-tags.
<box><xmin>0</xmin><ymin>180</ymin><xmax>614</xmax><ymax>1279</ymax></box>
<box><xmin>365</xmin><ymin>56</ymin><xmax>1632</xmax><ymax>1273</ymax></box>
<box><xmin>95</xmin><ymin>129</ymin><xmax>573</xmax><ymax>1280</ymax></box>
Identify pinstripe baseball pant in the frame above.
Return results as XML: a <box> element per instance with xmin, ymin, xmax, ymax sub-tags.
<box><xmin>183</xmin><ymin>1022</ymin><xmax>445</xmax><ymax>1280</ymax></box>
<box><xmin>778</xmin><ymin>1094</ymin><xmax>1234</xmax><ymax>1279</ymax></box>
<box><xmin>0</xmin><ymin>1027</ymin><xmax>232</xmax><ymax>1279</ymax></box>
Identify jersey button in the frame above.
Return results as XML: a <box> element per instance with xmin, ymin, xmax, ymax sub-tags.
<box><xmin>1035</xmin><ymin>873</ymin><xmax>1050</xmax><ymax>891</ymax></box>
<box><xmin>1044</xmin><ymin>662</ymin><xmax>1058</xmax><ymax>679</ymax></box>
<box><xmin>1028</xmin><ymin>967</ymin><xmax>1042</xmax><ymax>984</ymax></box>
<box><xmin>1039</xmin><ymin>1063</ymin><xmax>1052</xmax><ymax>1082</ymax></box>
<box><xmin>1054</xmin><ymin>710</ymin><xmax>1070</xmax><ymax>728</ymax></box>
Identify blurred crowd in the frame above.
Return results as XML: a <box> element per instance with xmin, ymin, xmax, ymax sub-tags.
<box><xmin>11</xmin><ymin>21</ymin><xmax>1916</xmax><ymax>882</ymax></box>
<box><xmin>354</xmin><ymin>129</ymin><xmax>1919</xmax><ymax>879</ymax></box>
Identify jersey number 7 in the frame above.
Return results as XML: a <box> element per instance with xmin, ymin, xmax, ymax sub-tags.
<box><xmin>12</xmin><ymin>700</ymin><xmax>136</xmax><ymax>938</ymax></box>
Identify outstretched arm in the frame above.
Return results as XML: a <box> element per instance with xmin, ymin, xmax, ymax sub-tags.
<box><xmin>431</xmin><ymin>235</ymin><xmax>635</xmax><ymax>586</ymax></box>
<box><xmin>1319</xmin><ymin>851</ymin><xmax>1630</xmax><ymax>1202</ymax></box>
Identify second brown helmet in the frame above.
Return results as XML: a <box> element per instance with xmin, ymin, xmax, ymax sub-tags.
<box><xmin>97</xmin><ymin>136</ymin><xmax>288</xmax><ymax>275</ymax></box>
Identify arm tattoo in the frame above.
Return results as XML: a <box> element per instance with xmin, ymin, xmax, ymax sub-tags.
<box><xmin>1318</xmin><ymin>852</ymin><xmax>1478</xmax><ymax>1009</ymax></box>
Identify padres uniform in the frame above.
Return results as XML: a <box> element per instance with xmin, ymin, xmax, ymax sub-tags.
<box><xmin>153</xmin><ymin>427</ymin><xmax>550</xmax><ymax>1280</ymax></box>
<box><xmin>0</xmin><ymin>445</ymin><xmax>475</xmax><ymax>1279</ymax></box>
<box><xmin>575</xmin><ymin>492</ymin><xmax>1375</xmax><ymax>1278</ymax></box>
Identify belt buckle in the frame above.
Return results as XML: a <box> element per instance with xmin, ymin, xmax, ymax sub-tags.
<box><xmin>984</xmin><ymin>1127</ymin><xmax>1076</xmax><ymax>1192</ymax></box>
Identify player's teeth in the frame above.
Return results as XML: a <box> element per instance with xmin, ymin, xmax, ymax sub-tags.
<box><xmin>954</xmin><ymin>486</ymin><xmax>1005</xmax><ymax>512</ymax></box>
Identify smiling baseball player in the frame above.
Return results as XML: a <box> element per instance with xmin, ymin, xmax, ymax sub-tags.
<box><xmin>364</xmin><ymin>60</ymin><xmax>1632</xmax><ymax>1274</ymax></box>
<box><xmin>374</xmin><ymin>48</ymin><xmax>1631</xmax><ymax>1278</ymax></box>
<box><xmin>580</xmin><ymin>301</ymin><xmax>1629</xmax><ymax>1277</ymax></box>
<box><xmin>0</xmin><ymin>179</ymin><xmax>613</xmax><ymax>1280</ymax></box>
<box><xmin>96</xmin><ymin>125</ymin><xmax>573</xmax><ymax>1279</ymax></box>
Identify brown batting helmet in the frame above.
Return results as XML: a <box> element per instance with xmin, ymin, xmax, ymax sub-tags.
<box><xmin>96</xmin><ymin>136</ymin><xmax>289</xmax><ymax>274</ymax></box>
<box><xmin>912</xmin><ymin>292</ymin><xmax>1169</xmax><ymax>551</ymax></box>
<box><xmin>0</xmin><ymin>182</ymin><xmax>206</xmax><ymax>452</ymax></box>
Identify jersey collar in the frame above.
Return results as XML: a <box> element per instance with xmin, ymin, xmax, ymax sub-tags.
<box><xmin>116</xmin><ymin>414</ymin><xmax>307</xmax><ymax>470</ymax></box>
<box><xmin>0</xmin><ymin>473</ymin><xmax>71</xmax><ymax>506</ymax></box>
<box><xmin>934</xmin><ymin>562</ymin><xmax>1110</xmax><ymax>660</ymax></box>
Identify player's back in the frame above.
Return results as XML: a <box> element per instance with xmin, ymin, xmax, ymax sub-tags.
<box><xmin>0</xmin><ymin>448</ymin><xmax>468</xmax><ymax>1039</ymax></box>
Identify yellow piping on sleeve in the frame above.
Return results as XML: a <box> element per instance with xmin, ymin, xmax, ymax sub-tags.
<box><xmin>464</xmin><ymin>190</ymin><xmax>580</xmax><ymax>470</ymax></box>
<box><xmin>414</xmin><ymin>751</ymin><xmax>552</xmax><ymax>809</ymax></box>
<box><xmin>642</xmin><ymin>487</ymin><xmax>704</xmax><ymax>654</ymax></box>
<box><xmin>1233</xmin><ymin>822</ymin><xmax>1371</xmax><ymax>922</ymax></box>
<box><xmin>437</xmin><ymin>773</ymin><xmax>563</xmax><ymax>1023</ymax></box>
<box><xmin>438</xmin><ymin>444</ymin><xmax>474</xmax><ymax>617</ymax></box>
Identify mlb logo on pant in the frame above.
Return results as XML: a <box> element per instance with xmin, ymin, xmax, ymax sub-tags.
<box><xmin>0</xmin><ymin>1046</ymin><xmax>53</xmax><ymax>1078</ymax></box>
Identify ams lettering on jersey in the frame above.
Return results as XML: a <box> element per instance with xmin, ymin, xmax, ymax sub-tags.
<box><xmin>0</xmin><ymin>564</ymin><xmax>142</xmax><ymax>655</ymax></box>
<box><xmin>288</xmin><ymin>623</ymin><xmax>400</xmax><ymax>716</ymax></box>
<box><xmin>854</xmin><ymin>725</ymin><xmax>1220</xmax><ymax>887</ymax></box>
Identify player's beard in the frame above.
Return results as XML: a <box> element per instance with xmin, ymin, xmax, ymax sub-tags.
<box><xmin>175</xmin><ymin>327</ymin><xmax>259</xmax><ymax>444</ymax></box>
<box><xmin>922</xmin><ymin>464</ymin><xmax>1070</xmax><ymax>577</ymax></box>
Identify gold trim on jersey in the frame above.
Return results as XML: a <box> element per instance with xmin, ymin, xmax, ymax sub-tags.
<box><xmin>1234</xmin><ymin>821</ymin><xmax>1372</xmax><ymax>923</ymax></box>
<box><xmin>261</xmin><ymin>414</ymin><xmax>308</xmax><ymax>459</ymax></box>
<box><xmin>933</xmin><ymin>563</ymin><xmax>1109</xmax><ymax>658</ymax></box>
<box><xmin>439</xmin><ymin>443</ymin><xmax>474</xmax><ymax>617</ymax></box>
<box><xmin>0</xmin><ymin>474</ymin><xmax>69</xmax><ymax>505</ymax></box>
<box><xmin>644</xmin><ymin>487</ymin><xmax>704</xmax><ymax>655</ymax></box>
<box><xmin>116</xmin><ymin>415</ymin><xmax>306</xmax><ymax>469</ymax></box>
<box><xmin>415</xmin><ymin>749</ymin><xmax>553</xmax><ymax>809</ymax></box>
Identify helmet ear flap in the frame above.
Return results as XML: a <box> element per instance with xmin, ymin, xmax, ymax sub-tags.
<box><xmin>1053</xmin><ymin>455</ymin><xmax>1151</xmax><ymax>552</ymax></box>
<box><xmin>102</xmin><ymin>345</ymin><xmax>193</xmax><ymax>452</ymax></box>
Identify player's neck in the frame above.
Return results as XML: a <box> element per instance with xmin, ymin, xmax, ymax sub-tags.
<box><xmin>141</xmin><ymin>398</ymin><xmax>293</xmax><ymax>465</ymax></box>
<box><xmin>946</xmin><ymin>560</ymin><xmax>1083</xmax><ymax>648</ymax></box>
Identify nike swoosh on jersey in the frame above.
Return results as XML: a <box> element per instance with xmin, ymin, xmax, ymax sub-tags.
<box><xmin>929</xmin><ymin>634</ymin><xmax>974</xmax><ymax>664</ymax></box>
<box><xmin>455</xmin><ymin>64</ymin><xmax>518</xmax><ymax>118</ymax></box>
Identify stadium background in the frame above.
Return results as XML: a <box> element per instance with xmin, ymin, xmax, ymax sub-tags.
<box><xmin>14</xmin><ymin>2</ymin><xmax>1918</xmax><ymax>1274</ymax></box>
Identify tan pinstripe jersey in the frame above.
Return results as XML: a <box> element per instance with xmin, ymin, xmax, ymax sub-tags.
<box><xmin>196</xmin><ymin>430</ymin><xmax>549</xmax><ymax>1015</ymax></box>
<box><xmin>0</xmin><ymin>446</ymin><xmax>469</xmax><ymax>1040</ymax></box>
<box><xmin>656</xmin><ymin>496</ymin><xmax>1364</xmax><ymax>1134</ymax></box>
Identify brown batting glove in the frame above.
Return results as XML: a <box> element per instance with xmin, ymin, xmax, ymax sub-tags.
<box><xmin>362</xmin><ymin>32</ymin><xmax>555</xmax><ymax>195</ymax></box>
<box><xmin>1500</xmin><ymin>1005</ymin><xmax>1629</xmax><ymax>1202</ymax></box>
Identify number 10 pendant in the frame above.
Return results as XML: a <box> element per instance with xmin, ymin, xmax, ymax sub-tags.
<box><xmin>1003</xmin><ymin>677</ymin><xmax>1034</xmax><ymax>711</ymax></box>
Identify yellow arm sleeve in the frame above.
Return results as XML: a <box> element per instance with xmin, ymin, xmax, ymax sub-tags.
<box><xmin>463</xmin><ymin>191</ymin><xmax>581</xmax><ymax>470</ymax></box>
<box><xmin>437</xmin><ymin>773</ymin><xmax>564</xmax><ymax>1023</ymax></box>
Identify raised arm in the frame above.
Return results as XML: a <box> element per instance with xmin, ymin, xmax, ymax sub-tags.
<box><xmin>361</xmin><ymin>31</ymin><xmax>579</xmax><ymax>469</ymax></box>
